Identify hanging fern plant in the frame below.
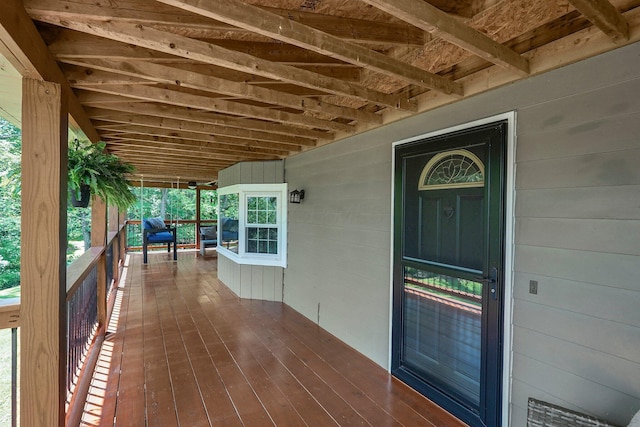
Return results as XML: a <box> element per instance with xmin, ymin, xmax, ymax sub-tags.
<box><xmin>68</xmin><ymin>139</ymin><xmax>137</xmax><ymax>209</ymax></box>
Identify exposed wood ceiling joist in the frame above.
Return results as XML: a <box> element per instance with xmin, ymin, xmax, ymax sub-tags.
<box><xmin>0</xmin><ymin>0</ymin><xmax>635</xmax><ymax>184</ymax></box>
<box><xmin>61</xmin><ymin>58</ymin><xmax>382</xmax><ymax>124</ymax></box>
<box><xmin>156</xmin><ymin>0</ymin><xmax>463</xmax><ymax>96</ymax></box>
<box><xmin>32</xmin><ymin>18</ymin><xmax>417</xmax><ymax>111</ymax></box>
<box><xmin>567</xmin><ymin>0</ymin><xmax>630</xmax><ymax>41</ymax></box>
<box><xmin>359</xmin><ymin>0</ymin><xmax>530</xmax><ymax>75</ymax></box>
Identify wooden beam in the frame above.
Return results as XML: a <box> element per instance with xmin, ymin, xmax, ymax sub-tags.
<box><xmin>107</xmin><ymin>140</ymin><xmax>276</xmax><ymax>162</ymax></box>
<box><xmin>116</xmin><ymin>153</ymin><xmax>228</xmax><ymax>169</ymax></box>
<box><xmin>84</xmin><ymin>102</ymin><xmax>332</xmax><ymax>140</ymax></box>
<box><xmin>90</xmin><ymin>196</ymin><xmax>107</xmax><ymax>330</ymax></box>
<box><xmin>25</xmin><ymin>0</ymin><xmax>425</xmax><ymax>46</ymax></box>
<box><xmin>32</xmin><ymin>18</ymin><xmax>416</xmax><ymax>111</ymax></box>
<box><xmin>88</xmin><ymin>112</ymin><xmax>317</xmax><ymax>146</ymax></box>
<box><xmin>359</xmin><ymin>0</ymin><xmax>530</xmax><ymax>76</ymax></box>
<box><xmin>156</xmin><ymin>0</ymin><xmax>462</xmax><ymax>95</ymax></box>
<box><xmin>260</xmin><ymin>6</ymin><xmax>426</xmax><ymax>46</ymax></box>
<box><xmin>62</xmin><ymin>58</ymin><xmax>381</xmax><ymax>123</ymax></box>
<box><xmin>0</xmin><ymin>0</ymin><xmax>98</xmax><ymax>141</ymax></box>
<box><xmin>104</xmin><ymin>132</ymin><xmax>293</xmax><ymax>157</ymax></box>
<box><xmin>74</xmin><ymin>85</ymin><xmax>355</xmax><ymax>132</ymax></box>
<box><xmin>131</xmin><ymin>168</ymin><xmax>219</xmax><ymax>181</ymax></box>
<box><xmin>47</xmin><ymin>30</ymin><xmax>344</xmax><ymax>65</ymax></box>
<box><xmin>62</xmin><ymin>65</ymin><xmax>155</xmax><ymax>86</ymax></box>
<box><xmin>21</xmin><ymin>78</ymin><xmax>68</xmax><ymax>427</ymax></box>
<box><xmin>567</xmin><ymin>0</ymin><xmax>629</xmax><ymax>42</ymax></box>
<box><xmin>102</xmin><ymin>129</ymin><xmax>297</xmax><ymax>155</ymax></box>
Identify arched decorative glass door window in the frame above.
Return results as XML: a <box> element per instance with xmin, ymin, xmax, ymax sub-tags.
<box><xmin>418</xmin><ymin>149</ymin><xmax>485</xmax><ymax>190</ymax></box>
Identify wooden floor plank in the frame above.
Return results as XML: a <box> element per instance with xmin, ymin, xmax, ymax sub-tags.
<box><xmin>82</xmin><ymin>251</ymin><xmax>464</xmax><ymax>426</ymax></box>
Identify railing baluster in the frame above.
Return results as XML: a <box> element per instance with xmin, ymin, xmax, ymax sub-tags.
<box><xmin>11</xmin><ymin>327</ymin><xmax>17</xmax><ymax>427</ymax></box>
<box><xmin>66</xmin><ymin>265</ymin><xmax>99</xmax><ymax>400</ymax></box>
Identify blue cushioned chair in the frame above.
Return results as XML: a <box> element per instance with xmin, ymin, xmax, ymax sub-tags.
<box><xmin>142</xmin><ymin>217</ymin><xmax>177</xmax><ymax>264</ymax></box>
<box><xmin>199</xmin><ymin>226</ymin><xmax>217</xmax><ymax>256</ymax></box>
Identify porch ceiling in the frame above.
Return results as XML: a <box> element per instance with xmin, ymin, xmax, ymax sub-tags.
<box><xmin>5</xmin><ymin>0</ymin><xmax>640</xmax><ymax>184</ymax></box>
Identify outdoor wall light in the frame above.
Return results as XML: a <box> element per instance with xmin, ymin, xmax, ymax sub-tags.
<box><xmin>188</xmin><ymin>181</ymin><xmax>197</xmax><ymax>189</ymax></box>
<box><xmin>289</xmin><ymin>189</ymin><xmax>305</xmax><ymax>204</ymax></box>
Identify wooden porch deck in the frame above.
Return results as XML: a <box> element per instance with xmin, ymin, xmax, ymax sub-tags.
<box><xmin>81</xmin><ymin>251</ymin><xmax>465</xmax><ymax>426</ymax></box>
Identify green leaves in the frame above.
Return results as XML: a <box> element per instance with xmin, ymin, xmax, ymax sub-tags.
<box><xmin>68</xmin><ymin>140</ymin><xmax>137</xmax><ymax>209</ymax></box>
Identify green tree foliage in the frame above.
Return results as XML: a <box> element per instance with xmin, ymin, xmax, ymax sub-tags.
<box><xmin>126</xmin><ymin>186</ymin><xmax>218</xmax><ymax>246</ymax></box>
<box><xmin>0</xmin><ymin>119</ymin><xmax>21</xmax><ymax>290</ymax></box>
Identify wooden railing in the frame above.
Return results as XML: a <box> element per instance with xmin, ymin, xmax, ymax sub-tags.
<box><xmin>0</xmin><ymin>301</ymin><xmax>19</xmax><ymax>427</ymax></box>
<box><xmin>64</xmin><ymin>222</ymin><xmax>126</xmax><ymax>426</ymax></box>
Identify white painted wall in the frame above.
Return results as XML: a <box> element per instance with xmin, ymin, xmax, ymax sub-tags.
<box><xmin>284</xmin><ymin>42</ymin><xmax>640</xmax><ymax>426</ymax></box>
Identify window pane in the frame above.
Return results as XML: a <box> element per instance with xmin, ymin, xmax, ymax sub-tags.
<box><xmin>220</xmin><ymin>193</ymin><xmax>239</xmax><ymax>253</ymax></box>
<box><xmin>248</xmin><ymin>197</ymin><xmax>257</xmax><ymax>209</ymax></box>
<box><xmin>402</xmin><ymin>266</ymin><xmax>482</xmax><ymax>405</ymax></box>
<box><xmin>246</xmin><ymin>226</ymin><xmax>278</xmax><ymax>254</ymax></box>
<box><xmin>267</xmin><ymin>211</ymin><xmax>276</xmax><ymax>224</ymax></box>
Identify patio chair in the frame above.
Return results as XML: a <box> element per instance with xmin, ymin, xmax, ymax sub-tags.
<box><xmin>199</xmin><ymin>226</ymin><xmax>217</xmax><ymax>256</ymax></box>
<box><xmin>142</xmin><ymin>217</ymin><xmax>177</xmax><ymax>264</ymax></box>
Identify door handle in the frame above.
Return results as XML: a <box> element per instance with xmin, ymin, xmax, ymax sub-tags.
<box><xmin>477</xmin><ymin>267</ymin><xmax>498</xmax><ymax>300</ymax></box>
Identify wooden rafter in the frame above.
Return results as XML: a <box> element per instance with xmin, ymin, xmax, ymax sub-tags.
<box><xmin>61</xmin><ymin>58</ymin><xmax>382</xmax><ymax>124</ymax></box>
<box><xmin>359</xmin><ymin>0</ymin><xmax>530</xmax><ymax>76</ymax></box>
<box><xmin>156</xmin><ymin>0</ymin><xmax>463</xmax><ymax>96</ymax></box>
<box><xmin>73</xmin><ymin>85</ymin><xmax>355</xmax><ymax>133</ymax></box>
<box><xmin>84</xmin><ymin>102</ymin><xmax>333</xmax><ymax>140</ymax></box>
<box><xmin>24</xmin><ymin>0</ymin><xmax>425</xmax><ymax>47</ymax></box>
<box><xmin>86</xmin><ymin>111</ymin><xmax>317</xmax><ymax>146</ymax></box>
<box><xmin>99</xmin><ymin>126</ymin><xmax>298</xmax><ymax>155</ymax></box>
<box><xmin>0</xmin><ymin>0</ymin><xmax>637</xmax><ymax>185</ymax></box>
<box><xmin>567</xmin><ymin>0</ymin><xmax>629</xmax><ymax>42</ymax></box>
<box><xmin>105</xmin><ymin>137</ymin><xmax>281</xmax><ymax>161</ymax></box>
<box><xmin>33</xmin><ymin>18</ymin><xmax>417</xmax><ymax>111</ymax></box>
<box><xmin>0</xmin><ymin>0</ymin><xmax>99</xmax><ymax>140</ymax></box>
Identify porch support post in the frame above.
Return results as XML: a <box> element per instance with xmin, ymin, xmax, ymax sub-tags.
<box><xmin>108</xmin><ymin>205</ymin><xmax>120</xmax><ymax>283</ymax></box>
<box><xmin>196</xmin><ymin>187</ymin><xmax>201</xmax><ymax>249</ymax></box>
<box><xmin>119</xmin><ymin>210</ymin><xmax>127</xmax><ymax>264</ymax></box>
<box><xmin>20</xmin><ymin>78</ymin><xmax>68</xmax><ymax>427</ymax></box>
<box><xmin>92</xmin><ymin>196</ymin><xmax>108</xmax><ymax>329</ymax></box>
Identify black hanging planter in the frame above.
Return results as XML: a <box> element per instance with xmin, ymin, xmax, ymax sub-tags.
<box><xmin>70</xmin><ymin>184</ymin><xmax>91</xmax><ymax>208</ymax></box>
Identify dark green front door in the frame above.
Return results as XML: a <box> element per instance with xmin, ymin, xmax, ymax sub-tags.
<box><xmin>393</xmin><ymin>121</ymin><xmax>506</xmax><ymax>426</ymax></box>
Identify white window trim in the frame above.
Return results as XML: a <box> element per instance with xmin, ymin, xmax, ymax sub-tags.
<box><xmin>217</xmin><ymin>183</ymin><xmax>288</xmax><ymax>268</ymax></box>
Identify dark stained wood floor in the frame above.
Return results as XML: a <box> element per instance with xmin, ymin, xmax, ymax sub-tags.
<box><xmin>82</xmin><ymin>251</ymin><xmax>466</xmax><ymax>427</ymax></box>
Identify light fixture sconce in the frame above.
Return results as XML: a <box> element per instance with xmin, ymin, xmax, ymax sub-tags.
<box><xmin>289</xmin><ymin>189</ymin><xmax>305</xmax><ymax>204</ymax></box>
<box><xmin>187</xmin><ymin>181</ymin><xmax>197</xmax><ymax>190</ymax></box>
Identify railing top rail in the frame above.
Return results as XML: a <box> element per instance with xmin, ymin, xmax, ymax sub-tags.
<box><xmin>0</xmin><ymin>300</ymin><xmax>20</xmax><ymax>329</ymax></box>
<box><xmin>107</xmin><ymin>231</ymin><xmax>118</xmax><ymax>247</ymax></box>
<box><xmin>126</xmin><ymin>219</ymin><xmax>218</xmax><ymax>225</ymax></box>
<box><xmin>66</xmin><ymin>246</ymin><xmax>105</xmax><ymax>299</ymax></box>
